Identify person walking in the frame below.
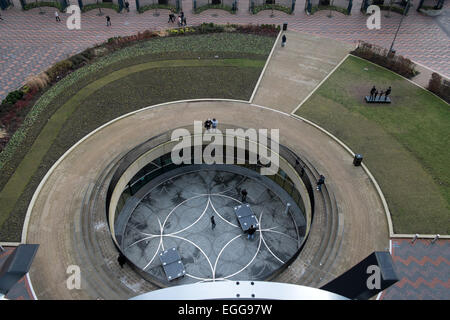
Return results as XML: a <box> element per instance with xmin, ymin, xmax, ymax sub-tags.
<box><xmin>281</xmin><ymin>34</ymin><xmax>287</xmax><ymax>47</ymax></box>
<box><xmin>241</xmin><ymin>189</ymin><xmax>248</xmax><ymax>202</ymax></box>
<box><xmin>211</xmin><ymin>215</ymin><xmax>216</xmax><ymax>230</ymax></box>
<box><xmin>118</xmin><ymin>253</ymin><xmax>126</xmax><ymax>268</ymax></box>
<box><xmin>385</xmin><ymin>86</ymin><xmax>392</xmax><ymax>100</ymax></box>
<box><xmin>125</xmin><ymin>1</ymin><xmax>130</xmax><ymax>12</ymax></box>
<box><xmin>374</xmin><ymin>89</ymin><xmax>379</xmax><ymax>101</ymax></box>
<box><xmin>370</xmin><ymin>86</ymin><xmax>376</xmax><ymax>101</ymax></box>
<box><xmin>247</xmin><ymin>225</ymin><xmax>256</xmax><ymax>240</ymax></box>
<box><xmin>211</xmin><ymin>118</ymin><xmax>218</xmax><ymax>131</ymax></box>
<box><xmin>177</xmin><ymin>15</ymin><xmax>182</xmax><ymax>27</ymax></box>
<box><xmin>106</xmin><ymin>16</ymin><xmax>111</xmax><ymax>27</ymax></box>
<box><xmin>168</xmin><ymin>13</ymin><xmax>175</xmax><ymax>23</ymax></box>
<box><xmin>183</xmin><ymin>16</ymin><xmax>187</xmax><ymax>26</ymax></box>
<box><xmin>316</xmin><ymin>175</ymin><xmax>325</xmax><ymax>191</ymax></box>
<box><xmin>204</xmin><ymin>119</ymin><xmax>211</xmax><ymax>131</ymax></box>
<box><xmin>55</xmin><ymin>11</ymin><xmax>61</xmax><ymax>22</ymax></box>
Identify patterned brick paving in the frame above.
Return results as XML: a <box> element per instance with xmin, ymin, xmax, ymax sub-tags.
<box><xmin>0</xmin><ymin>247</ymin><xmax>34</xmax><ymax>300</ymax></box>
<box><xmin>381</xmin><ymin>239</ymin><xmax>450</xmax><ymax>300</ymax></box>
<box><xmin>0</xmin><ymin>0</ymin><xmax>449</xmax><ymax>100</ymax></box>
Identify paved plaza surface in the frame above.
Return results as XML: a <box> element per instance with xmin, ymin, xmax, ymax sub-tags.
<box><xmin>0</xmin><ymin>0</ymin><xmax>450</xmax><ymax>100</ymax></box>
<box><xmin>120</xmin><ymin>166</ymin><xmax>304</xmax><ymax>285</ymax></box>
<box><xmin>381</xmin><ymin>239</ymin><xmax>450</xmax><ymax>300</ymax></box>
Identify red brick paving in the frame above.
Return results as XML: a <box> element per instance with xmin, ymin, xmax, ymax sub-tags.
<box><xmin>0</xmin><ymin>0</ymin><xmax>449</xmax><ymax>100</ymax></box>
<box><xmin>380</xmin><ymin>239</ymin><xmax>450</xmax><ymax>300</ymax></box>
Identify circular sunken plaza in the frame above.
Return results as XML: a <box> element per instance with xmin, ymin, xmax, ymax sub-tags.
<box><xmin>24</xmin><ymin>99</ymin><xmax>389</xmax><ymax>299</ymax></box>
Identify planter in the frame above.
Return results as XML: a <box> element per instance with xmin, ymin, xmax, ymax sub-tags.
<box><xmin>418</xmin><ymin>8</ymin><xmax>443</xmax><ymax>16</ymax></box>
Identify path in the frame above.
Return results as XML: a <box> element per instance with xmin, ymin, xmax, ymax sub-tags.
<box><xmin>252</xmin><ymin>30</ymin><xmax>352</xmax><ymax>113</ymax></box>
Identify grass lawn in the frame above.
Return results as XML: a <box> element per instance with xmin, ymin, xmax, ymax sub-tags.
<box><xmin>296</xmin><ymin>55</ymin><xmax>449</xmax><ymax>234</ymax></box>
<box><xmin>0</xmin><ymin>33</ymin><xmax>275</xmax><ymax>241</ymax></box>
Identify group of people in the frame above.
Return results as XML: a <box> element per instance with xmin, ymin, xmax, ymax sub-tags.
<box><xmin>204</xmin><ymin>118</ymin><xmax>218</xmax><ymax>131</ymax></box>
<box><xmin>168</xmin><ymin>11</ymin><xmax>186</xmax><ymax>27</ymax></box>
<box><xmin>369</xmin><ymin>85</ymin><xmax>392</xmax><ymax>101</ymax></box>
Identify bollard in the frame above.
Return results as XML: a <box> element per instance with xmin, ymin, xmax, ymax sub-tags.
<box><xmin>353</xmin><ymin>154</ymin><xmax>363</xmax><ymax>166</ymax></box>
<box><xmin>284</xmin><ymin>203</ymin><xmax>291</xmax><ymax>215</ymax></box>
<box><xmin>431</xmin><ymin>234</ymin><xmax>440</xmax><ymax>244</ymax></box>
<box><xmin>411</xmin><ymin>234</ymin><xmax>419</xmax><ymax>244</ymax></box>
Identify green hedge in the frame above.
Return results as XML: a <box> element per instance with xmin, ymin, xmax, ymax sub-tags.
<box><xmin>378</xmin><ymin>5</ymin><xmax>406</xmax><ymax>14</ymax></box>
<box><xmin>310</xmin><ymin>5</ymin><xmax>349</xmax><ymax>15</ymax></box>
<box><xmin>23</xmin><ymin>1</ymin><xmax>63</xmax><ymax>11</ymax></box>
<box><xmin>252</xmin><ymin>4</ymin><xmax>292</xmax><ymax>14</ymax></box>
<box><xmin>138</xmin><ymin>4</ymin><xmax>178</xmax><ymax>13</ymax></box>
<box><xmin>81</xmin><ymin>3</ymin><xmax>121</xmax><ymax>13</ymax></box>
<box><xmin>1</xmin><ymin>90</ymin><xmax>24</xmax><ymax>106</ymax></box>
<box><xmin>194</xmin><ymin>4</ymin><xmax>236</xmax><ymax>14</ymax></box>
<box><xmin>360</xmin><ymin>5</ymin><xmax>406</xmax><ymax>15</ymax></box>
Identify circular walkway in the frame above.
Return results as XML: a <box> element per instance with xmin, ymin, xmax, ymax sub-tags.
<box><xmin>25</xmin><ymin>100</ymin><xmax>389</xmax><ymax>299</ymax></box>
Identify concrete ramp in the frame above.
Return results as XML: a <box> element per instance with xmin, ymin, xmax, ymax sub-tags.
<box><xmin>252</xmin><ymin>30</ymin><xmax>353</xmax><ymax>113</ymax></box>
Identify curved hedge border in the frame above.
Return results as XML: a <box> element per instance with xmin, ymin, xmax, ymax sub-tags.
<box><xmin>0</xmin><ymin>29</ymin><xmax>277</xmax><ymax>171</ymax></box>
<box><xmin>81</xmin><ymin>3</ymin><xmax>121</xmax><ymax>13</ymax></box>
<box><xmin>194</xmin><ymin>4</ymin><xmax>236</xmax><ymax>14</ymax></box>
<box><xmin>138</xmin><ymin>4</ymin><xmax>178</xmax><ymax>13</ymax></box>
<box><xmin>252</xmin><ymin>4</ymin><xmax>292</xmax><ymax>14</ymax></box>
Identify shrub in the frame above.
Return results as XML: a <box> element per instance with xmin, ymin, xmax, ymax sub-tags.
<box><xmin>351</xmin><ymin>41</ymin><xmax>417</xmax><ymax>78</ymax></box>
<box><xmin>80</xmin><ymin>48</ymin><xmax>96</xmax><ymax>60</ymax></box>
<box><xmin>236</xmin><ymin>24</ymin><xmax>279</xmax><ymax>36</ymax></box>
<box><xmin>46</xmin><ymin>60</ymin><xmax>74</xmax><ymax>82</ymax></box>
<box><xmin>198</xmin><ymin>22</ymin><xmax>225</xmax><ymax>33</ymax></box>
<box><xmin>81</xmin><ymin>3</ymin><xmax>120</xmax><ymax>13</ymax></box>
<box><xmin>24</xmin><ymin>72</ymin><xmax>50</xmax><ymax>90</ymax></box>
<box><xmin>138</xmin><ymin>4</ymin><xmax>177</xmax><ymax>13</ymax></box>
<box><xmin>1</xmin><ymin>90</ymin><xmax>24</xmax><ymax>106</ymax></box>
<box><xmin>194</xmin><ymin>4</ymin><xmax>235</xmax><ymax>14</ymax></box>
<box><xmin>252</xmin><ymin>4</ymin><xmax>292</xmax><ymax>14</ymax></box>
<box><xmin>69</xmin><ymin>54</ymin><xmax>89</xmax><ymax>69</ymax></box>
<box><xmin>23</xmin><ymin>1</ymin><xmax>62</xmax><ymax>11</ymax></box>
<box><xmin>310</xmin><ymin>5</ymin><xmax>350</xmax><ymax>15</ymax></box>
<box><xmin>14</xmin><ymin>99</ymin><xmax>29</xmax><ymax>110</ymax></box>
<box><xmin>428</xmin><ymin>73</ymin><xmax>442</xmax><ymax>95</ymax></box>
<box><xmin>428</xmin><ymin>73</ymin><xmax>450</xmax><ymax>103</ymax></box>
